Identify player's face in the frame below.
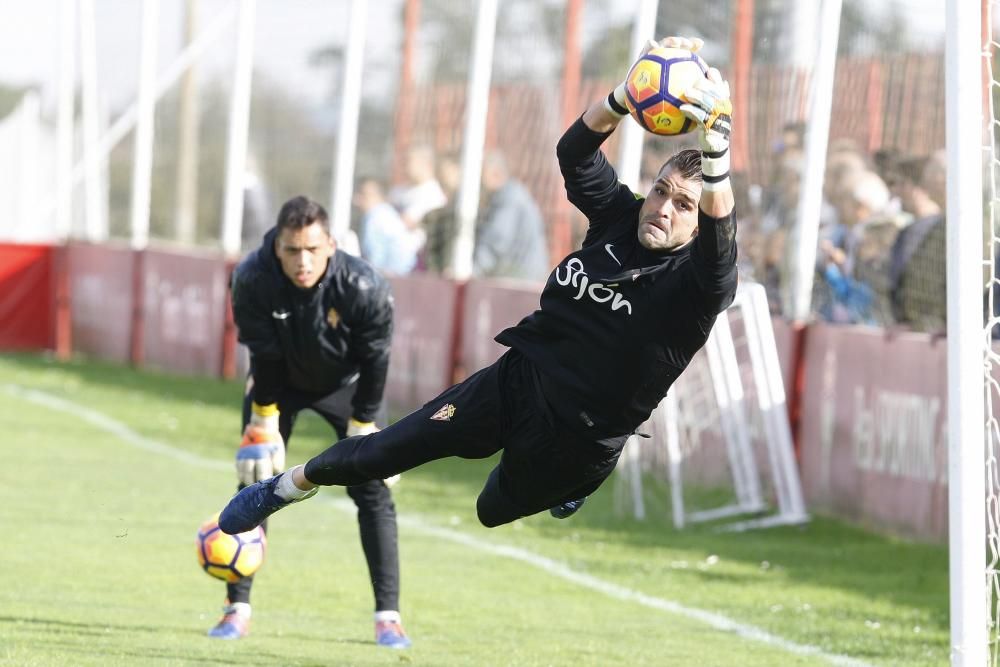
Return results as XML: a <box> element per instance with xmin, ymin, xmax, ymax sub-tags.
<box><xmin>274</xmin><ymin>222</ymin><xmax>336</xmax><ymax>289</ymax></box>
<box><xmin>637</xmin><ymin>166</ymin><xmax>702</xmax><ymax>251</ymax></box>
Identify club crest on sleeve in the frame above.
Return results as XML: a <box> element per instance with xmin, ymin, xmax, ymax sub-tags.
<box><xmin>326</xmin><ymin>308</ymin><xmax>340</xmax><ymax>328</ymax></box>
<box><xmin>430</xmin><ymin>403</ymin><xmax>456</xmax><ymax>422</ymax></box>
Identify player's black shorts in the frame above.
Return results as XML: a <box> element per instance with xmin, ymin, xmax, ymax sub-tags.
<box><xmin>305</xmin><ymin>349</ymin><xmax>628</xmax><ymax>526</ymax></box>
<box><xmin>242</xmin><ymin>378</ymin><xmax>388</xmax><ymax>442</ymax></box>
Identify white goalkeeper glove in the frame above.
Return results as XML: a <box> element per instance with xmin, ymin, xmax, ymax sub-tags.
<box><xmin>680</xmin><ymin>67</ymin><xmax>733</xmax><ymax>191</ymax></box>
<box><xmin>235</xmin><ymin>402</ymin><xmax>286</xmax><ymax>486</ymax></box>
<box><xmin>346</xmin><ymin>418</ymin><xmax>379</xmax><ymax>437</ymax></box>
<box><xmin>605</xmin><ymin>35</ymin><xmax>705</xmax><ymax>120</ymax></box>
<box><xmin>345</xmin><ymin>418</ymin><xmax>399</xmax><ymax>488</ymax></box>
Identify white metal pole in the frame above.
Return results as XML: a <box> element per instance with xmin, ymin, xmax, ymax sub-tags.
<box><xmin>708</xmin><ymin>310</ymin><xmax>763</xmax><ymax>510</ymax></box>
<box><xmin>42</xmin><ymin>1</ymin><xmax>238</xmax><ymax>227</ymax></box>
<box><xmin>16</xmin><ymin>93</ymin><xmax>41</xmax><ymax>240</ymax></box>
<box><xmin>661</xmin><ymin>392</ymin><xmax>685</xmax><ymax>529</ymax></box>
<box><xmin>625</xmin><ymin>436</ymin><xmax>646</xmax><ymax>520</ymax></box>
<box><xmin>786</xmin><ymin>0</ymin><xmax>842</xmax><ymax>321</ymax></box>
<box><xmin>746</xmin><ymin>283</ymin><xmax>808</xmax><ymax>519</ymax></box>
<box><xmin>130</xmin><ymin>0</ymin><xmax>160</xmax><ymax>250</ymax></box>
<box><xmin>55</xmin><ymin>0</ymin><xmax>76</xmax><ymax>241</ymax></box>
<box><xmin>175</xmin><ymin>0</ymin><xmax>201</xmax><ymax>245</ymax></box>
<box><xmin>946</xmin><ymin>0</ymin><xmax>986</xmax><ymax>661</ymax></box>
<box><xmin>221</xmin><ymin>0</ymin><xmax>256</xmax><ymax>257</ymax></box>
<box><xmin>451</xmin><ymin>0</ymin><xmax>498</xmax><ymax>280</ymax></box>
<box><xmin>615</xmin><ymin>0</ymin><xmax>657</xmax><ymax>191</ymax></box>
<box><xmin>329</xmin><ymin>0</ymin><xmax>368</xmax><ymax>249</ymax></box>
<box><xmin>79</xmin><ymin>0</ymin><xmax>106</xmax><ymax>242</ymax></box>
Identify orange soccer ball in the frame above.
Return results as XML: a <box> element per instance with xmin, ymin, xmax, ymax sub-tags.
<box><xmin>195</xmin><ymin>513</ymin><xmax>266</xmax><ymax>583</ymax></box>
<box><xmin>624</xmin><ymin>46</ymin><xmax>709</xmax><ymax>136</ymax></box>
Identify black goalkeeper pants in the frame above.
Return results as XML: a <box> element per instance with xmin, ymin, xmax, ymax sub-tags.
<box><xmin>228</xmin><ymin>380</ymin><xmax>399</xmax><ymax>612</ymax></box>
<box><xmin>304</xmin><ymin>349</ymin><xmax>628</xmax><ymax>528</ymax></box>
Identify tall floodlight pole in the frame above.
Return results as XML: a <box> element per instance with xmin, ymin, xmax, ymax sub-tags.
<box><xmin>946</xmin><ymin>0</ymin><xmax>986</xmax><ymax>662</ymax></box>
<box><xmin>786</xmin><ymin>0</ymin><xmax>841</xmax><ymax>321</ymax></box>
<box><xmin>615</xmin><ymin>0</ymin><xmax>657</xmax><ymax>191</ymax></box>
<box><xmin>451</xmin><ymin>0</ymin><xmax>498</xmax><ymax>280</ymax></box>
<box><xmin>55</xmin><ymin>0</ymin><xmax>76</xmax><ymax>241</ymax></box>
<box><xmin>130</xmin><ymin>0</ymin><xmax>160</xmax><ymax>250</ymax></box>
<box><xmin>221</xmin><ymin>0</ymin><xmax>256</xmax><ymax>257</ymax></box>
<box><xmin>329</xmin><ymin>0</ymin><xmax>368</xmax><ymax>249</ymax></box>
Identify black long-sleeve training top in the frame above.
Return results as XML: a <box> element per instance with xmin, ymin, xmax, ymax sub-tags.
<box><xmin>230</xmin><ymin>227</ymin><xmax>393</xmax><ymax>423</ymax></box>
<box><xmin>496</xmin><ymin>117</ymin><xmax>739</xmax><ymax>438</ymax></box>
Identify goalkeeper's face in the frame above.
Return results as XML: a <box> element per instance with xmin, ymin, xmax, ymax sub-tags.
<box><xmin>637</xmin><ymin>166</ymin><xmax>702</xmax><ymax>251</ymax></box>
<box><xmin>275</xmin><ymin>222</ymin><xmax>336</xmax><ymax>289</ymax></box>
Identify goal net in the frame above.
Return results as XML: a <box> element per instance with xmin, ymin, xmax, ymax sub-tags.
<box><xmin>984</xmin><ymin>2</ymin><xmax>999</xmax><ymax>662</ymax></box>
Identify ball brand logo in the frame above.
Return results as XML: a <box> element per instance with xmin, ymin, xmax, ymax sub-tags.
<box><xmin>555</xmin><ymin>258</ymin><xmax>632</xmax><ymax>315</ymax></box>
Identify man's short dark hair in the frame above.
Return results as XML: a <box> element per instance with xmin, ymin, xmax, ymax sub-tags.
<box><xmin>276</xmin><ymin>196</ymin><xmax>329</xmax><ymax>232</ymax></box>
<box><xmin>661</xmin><ymin>149</ymin><xmax>703</xmax><ymax>182</ymax></box>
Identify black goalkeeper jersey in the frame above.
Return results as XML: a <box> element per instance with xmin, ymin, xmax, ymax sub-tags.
<box><xmin>495</xmin><ymin>118</ymin><xmax>738</xmax><ymax>438</ymax></box>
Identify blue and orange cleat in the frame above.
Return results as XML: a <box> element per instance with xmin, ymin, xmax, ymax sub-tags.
<box><xmin>375</xmin><ymin>619</ymin><xmax>412</xmax><ymax>649</ymax></box>
<box><xmin>218</xmin><ymin>473</ymin><xmax>316</xmax><ymax>535</ymax></box>
<box><xmin>550</xmin><ymin>496</ymin><xmax>587</xmax><ymax>519</ymax></box>
<box><xmin>207</xmin><ymin>604</ymin><xmax>250</xmax><ymax>639</ymax></box>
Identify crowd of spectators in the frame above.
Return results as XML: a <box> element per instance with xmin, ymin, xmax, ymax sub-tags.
<box><xmin>354</xmin><ymin>145</ymin><xmax>548</xmax><ymax>284</ymax></box>
<box><xmin>739</xmin><ymin>123</ymin><xmax>949</xmax><ymax>334</ymax></box>
<box><xmin>353</xmin><ymin>133</ymin><xmax>960</xmax><ymax>336</ymax></box>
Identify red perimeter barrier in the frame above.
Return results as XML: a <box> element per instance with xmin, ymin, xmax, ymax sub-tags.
<box><xmin>385</xmin><ymin>274</ymin><xmax>460</xmax><ymax>413</ymax></box>
<box><xmin>0</xmin><ymin>243</ymin><xmax>55</xmax><ymax>350</ymax></box>
<box><xmin>458</xmin><ymin>278</ymin><xmax>543</xmax><ymax>375</ymax></box>
<box><xmin>797</xmin><ymin>323</ymin><xmax>949</xmax><ymax>541</ymax></box>
<box><xmin>141</xmin><ymin>247</ymin><xmax>230</xmax><ymax>376</ymax></box>
<box><xmin>66</xmin><ymin>242</ymin><xmax>137</xmax><ymax>364</ymax></box>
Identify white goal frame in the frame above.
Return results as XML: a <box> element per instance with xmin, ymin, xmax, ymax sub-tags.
<box><xmin>618</xmin><ymin>282</ymin><xmax>809</xmax><ymax>532</ymax></box>
<box><xmin>946</xmin><ymin>0</ymin><xmax>988</xmax><ymax>664</ymax></box>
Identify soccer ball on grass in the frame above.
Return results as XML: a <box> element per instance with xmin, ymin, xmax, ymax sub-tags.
<box><xmin>196</xmin><ymin>513</ymin><xmax>266</xmax><ymax>583</ymax></box>
<box><xmin>624</xmin><ymin>46</ymin><xmax>709</xmax><ymax>136</ymax></box>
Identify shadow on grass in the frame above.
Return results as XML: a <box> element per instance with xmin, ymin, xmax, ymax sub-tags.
<box><xmin>0</xmin><ymin>614</ymin><xmax>383</xmax><ymax>665</ymax></box>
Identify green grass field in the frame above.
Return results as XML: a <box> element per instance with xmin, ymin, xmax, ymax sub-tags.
<box><xmin>0</xmin><ymin>352</ymin><xmax>948</xmax><ymax>666</ymax></box>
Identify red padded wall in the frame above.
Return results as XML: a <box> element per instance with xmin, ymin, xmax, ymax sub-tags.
<box><xmin>0</xmin><ymin>243</ymin><xmax>54</xmax><ymax>350</ymax></box>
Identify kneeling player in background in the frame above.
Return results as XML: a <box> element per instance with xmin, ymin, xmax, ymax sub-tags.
<box><xmin>219</xmin><ymin>35</ymin><xmax>736</xmax><ymax>557</ymax></box>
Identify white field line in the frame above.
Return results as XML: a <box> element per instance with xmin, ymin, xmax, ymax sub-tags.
<box><xmin>5</xmin><ymin>383</ymin><xmax>872</xmax><ymax>667</ymax></box>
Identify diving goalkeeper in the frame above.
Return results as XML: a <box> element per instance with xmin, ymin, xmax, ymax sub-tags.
<box><xmin>218</xmin><ymin>35</ymin><xmax>737</xmax><ymax>534</ymax></box>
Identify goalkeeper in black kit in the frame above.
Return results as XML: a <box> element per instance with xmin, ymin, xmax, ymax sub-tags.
<box><xmin>218</xmin><ymin>36</ymin><xmax>738</xmax><ymax>535</ymax></box>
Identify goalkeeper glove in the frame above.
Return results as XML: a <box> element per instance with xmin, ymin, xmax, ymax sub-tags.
<box><xmin>605</xmin><ymin>35</ymin><xmax>705</xmax><ymax>120</ymax></box>
<box><xmin>679</xmin><ymin>67</ymin><xmax>733</xmax><ymax>191</ymax></box>
<box><xmin>236</xmin><ymin>402</ymin><xmax>286</xmax><ymax>486</ymax></box>
<box><xmin>346</xmin><ymin>418</ymin><xmax>379</xmax><ymax>437</ymax></box>
<box><xmin>345</xmin><ymin>418</ymin><xmax>399</xmax><ymax>487</ymax></box>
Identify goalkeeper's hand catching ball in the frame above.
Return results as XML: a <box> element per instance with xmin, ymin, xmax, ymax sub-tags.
<box><xmin>680</xmin><ymin>67</ymin><xmax>733</xmax><ymax>154</ymax></box>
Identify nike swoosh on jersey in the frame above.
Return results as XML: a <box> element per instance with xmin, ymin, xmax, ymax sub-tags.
<box><xmin>271</xmin><ymin>310</ymin><xmax>291</xmax><ymax>320</ymax></box>
<box><xmin>605</xmin><ymin>243</ymin><xmax>622</xmax><ymax>266</ymax></box>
